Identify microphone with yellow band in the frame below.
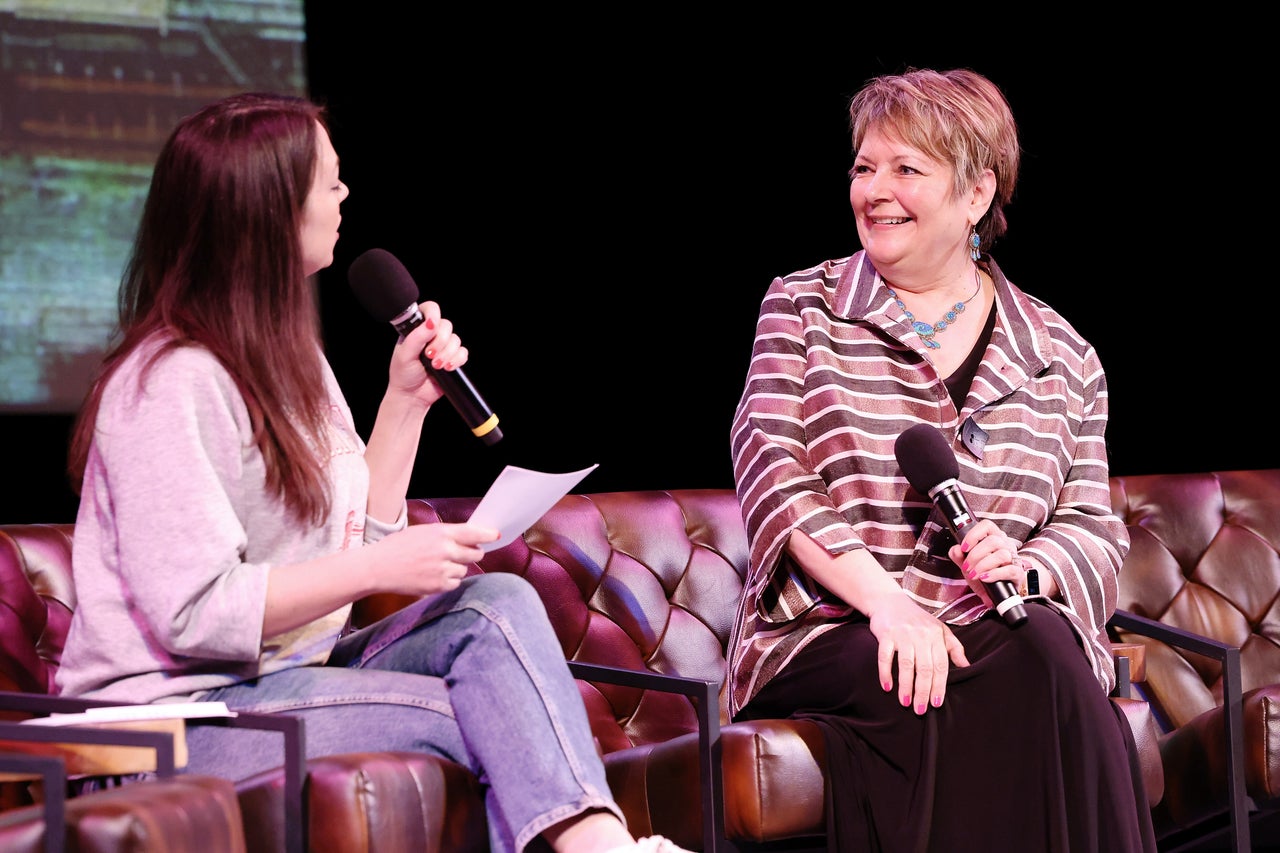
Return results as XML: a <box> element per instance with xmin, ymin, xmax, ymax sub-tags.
<box><xmin>348</xmin><ymin>248</ymin><xmax>502</xmax><ymax>446</ymax></box>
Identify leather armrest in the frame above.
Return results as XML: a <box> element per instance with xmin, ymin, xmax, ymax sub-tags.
<box><xmin>0</xmin><ymin>762</ymin><xmax>245</xmax><ymax>853</ymax></box>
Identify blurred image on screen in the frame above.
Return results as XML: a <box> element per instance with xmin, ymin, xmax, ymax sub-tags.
<box><xmin>0</xmin><ymin>0</ymin><xmax>308</xmax><ymax>412</ymax></box>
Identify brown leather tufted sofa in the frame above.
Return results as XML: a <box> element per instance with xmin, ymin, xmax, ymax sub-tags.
<box><xmin>2</xmin><ymin>477</ymin><xmax>1207</xmax><ymax>852</ymax></box>
<box><xmin>384</xmin><ymin>487</ymin><xmax>1162</xmax><ymax>852</ymax></box>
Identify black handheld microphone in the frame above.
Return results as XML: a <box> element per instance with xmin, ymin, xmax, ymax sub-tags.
<box><xmin>894</xmin><ymin>423</ymin><xmax>1027</xmax><ymax>627</ymax></box>
<box><xmin>348</xmin><ymin>248</ymin><xmax>502</xmax><ymax>446</ymax></box>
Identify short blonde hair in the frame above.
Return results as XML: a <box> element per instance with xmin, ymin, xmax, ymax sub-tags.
<box><xmin>848</xmin><ymin>67</ymin><xmax>1020</xmax><ymax>247</ymax></box>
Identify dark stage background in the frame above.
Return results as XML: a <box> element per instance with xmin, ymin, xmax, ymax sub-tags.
<box><xmin>3</xmin><ymin>17</ymin><xmax>1271</xmax><ymax>523</ymax></box>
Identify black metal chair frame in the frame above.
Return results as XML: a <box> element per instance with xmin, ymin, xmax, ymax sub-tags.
<box><xmin>567</xmin><ymin>661</ymin><xmax>727</xmax><ymax>853</ymax></box>
<box><xmin>1108</xmin><ymin>608</ymin><xmax>1249</xmax><ymax>853</ymax></box>
<box><xmin>0</xmin><ymin>752</ymin><xmax>67</xmax><ymax>853</ymax></box>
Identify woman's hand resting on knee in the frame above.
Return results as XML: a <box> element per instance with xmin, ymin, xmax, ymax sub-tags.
<box><xmin>868</xmin><ymin>591</ymin><xmax>969</xmax><ymax>716</ymax></box>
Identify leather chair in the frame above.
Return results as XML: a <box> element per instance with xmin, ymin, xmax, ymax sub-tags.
<box><xmin>1109</xmin><ymin>468</ymin><xmax>1280</xmax><ymax>853</ymax></box>
<box><xmin>0</xmin><ymin>523</ymin><xmax>485</xmax><ymax>853</ymax></box>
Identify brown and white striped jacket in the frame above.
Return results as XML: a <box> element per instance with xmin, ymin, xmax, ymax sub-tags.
<box><xmin>728</xmin><ymin>250</ymin><xmax>1128</xmax><ymax>717</ymax></box>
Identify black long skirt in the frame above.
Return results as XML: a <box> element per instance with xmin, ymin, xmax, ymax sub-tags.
<box><xmin>735</xmin><ymin>602</ymin><xmax>1157</xmax><ymax>852</ymax></box>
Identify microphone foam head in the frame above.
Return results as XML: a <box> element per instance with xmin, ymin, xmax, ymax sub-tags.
<box><xmin>894</xmin><ymin>424</ymin><xmax>960</xmax><ymax>494</ymax></box>
<box><xmin>348</xmin><ymin>248</ymin><xmax>420</xmax><ymax>323</ymax></box>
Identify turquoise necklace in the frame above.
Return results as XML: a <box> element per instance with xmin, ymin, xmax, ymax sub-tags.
<box><xmin>886</xmin><ymin>267</ymin><xmax>982</xmax><ymax>350</ymax></box>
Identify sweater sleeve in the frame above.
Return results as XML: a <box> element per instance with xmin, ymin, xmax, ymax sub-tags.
<box><xmin>89</xmin><ymin>345</ymin><xmax>270</xmax><ymax>661</ymax></box>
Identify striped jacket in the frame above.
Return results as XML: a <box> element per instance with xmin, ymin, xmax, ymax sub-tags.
<box><xmin>727</xmin><ymin>250</ymin><xmax>1128</xmax><ymax>717</ymax></box>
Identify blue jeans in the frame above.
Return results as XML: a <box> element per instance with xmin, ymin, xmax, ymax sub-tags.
<box><xmin>184</xmin><ymin>572</ymin><xmax>622</xmax><ymax>852</ymax></box>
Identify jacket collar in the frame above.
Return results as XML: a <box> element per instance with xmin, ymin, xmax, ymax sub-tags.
<box><xmin>833</xmin><ymin>250</ymin><xmax>1055</xmax><ymax>408</ymax></box>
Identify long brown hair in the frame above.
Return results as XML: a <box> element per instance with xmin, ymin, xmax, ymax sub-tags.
<box><xmin>69</xmin><ymin>92</ymin><xmax>335</xmax><ymax>525</ymax></box>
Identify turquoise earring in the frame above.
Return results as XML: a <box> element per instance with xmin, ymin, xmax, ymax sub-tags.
<box><xmin>969</xmin><ymin>229</ymin><xmax>982</xmax><ymax>262</ymax></box>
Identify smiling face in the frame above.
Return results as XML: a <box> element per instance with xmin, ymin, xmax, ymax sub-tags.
<box><xmin>298</xmin><ymin>122</ymin><xmax>349</xmax><ymax>277</ymax></box>
<box><xmin>849</xmin><ymin>124</ymin><xmax>992</xmax><ymax>290</ymax></box>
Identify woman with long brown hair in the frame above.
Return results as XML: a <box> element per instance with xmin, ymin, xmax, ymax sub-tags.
<box><xmin>59</xmin><ymin>91</ymin><xmax>684</xmax><ymax>853</ymax></box>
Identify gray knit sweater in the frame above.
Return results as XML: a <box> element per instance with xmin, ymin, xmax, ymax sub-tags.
<box><xmin>56</xmin><ymin>336</ymin><xmax>403</xmax><ymax>703</ymax></box>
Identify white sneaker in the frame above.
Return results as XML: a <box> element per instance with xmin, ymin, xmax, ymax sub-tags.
<box><xmin>605</xmin><ymin>836</ymin><xmax>694</xmax><ymax>853</ymax></box>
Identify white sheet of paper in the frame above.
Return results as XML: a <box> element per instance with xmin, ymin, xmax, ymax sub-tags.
<box><xmin>470</xmin><ymin>463</ymin><xmax>599</xmax><ymax>551</ymax></box>
<box><xmin>22</xmin><ymin>702</ymin><xmax>236</xmax><ymax>726</ymax></box>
